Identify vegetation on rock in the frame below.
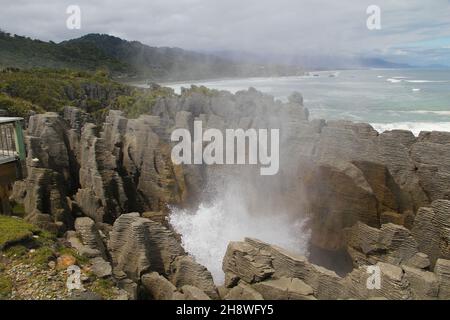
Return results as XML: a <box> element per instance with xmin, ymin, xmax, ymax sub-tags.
<box><xmin>0</xmin><ymin>31</ymin><xmax>304</xmax><ymax>81</ymax></box>
<box><xmin>0</xmin><ymin>68</ymin><xmax>130</xmax><ymax>116</ymax></box>
<box><xmin>114</xmin><ymin>85</ymin><xmax>175</xmax><ymax>118</ymax></box>
<box><xmin>0</xmin><ymin>270</ymin><xmax>12</xmax><ymax>299</ymax></box>
<box><xmin>0</xmin><ymin>31</ymin><xmax>128</xmax><ymax>74</ymax></box>
<box><xmin>0</xmin><ymin>216</ymin><xmax>39</xmax><ymax>249</ymax></box>
<box><xmin>0</xmin><ymin>68</ymin><xmax>226</xmax><ymax>120</ymax></box>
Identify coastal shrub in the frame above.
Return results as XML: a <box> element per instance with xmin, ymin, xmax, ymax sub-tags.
<box><xmin>181</xmin><ymin>85</ymin><xmax>220</xmax><ymax>97</ymax></box>
<box><xmin>0</xmin><ymin>68</ymin><xmax>130</xmax><ymax>116</ymax></box>
<box><xmin>114</xmin><ymin>86</ymin><xmax>175</xmax><ymax>118</ymax></box>
<box><xmin>0</xmin><ymin>68</ymin><xmax>177</xmax><ymax>119</ymax></box>
<box><xmin>0</xmin><ymin>92</ymin><xmax>43</xmax><ymax>117</ymax></box>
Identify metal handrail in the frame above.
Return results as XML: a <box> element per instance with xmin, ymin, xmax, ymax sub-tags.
<box><xmin>0</xmin><ymin>117</ymin><xmax>25</xmax><ymax>164</ymax></box>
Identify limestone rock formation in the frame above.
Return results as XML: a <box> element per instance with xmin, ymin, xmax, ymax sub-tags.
<box><xmin>412</xmin><ymin>200</ymin><xmax>450</xmax><ymax>265</ymax></box>
<box><xmin>404</xmin><ymin>252</ymin><xmax>431</xmax><ymax>269</ymax></box>
<box><xmin>298</xmin><ymin>120</ymin><xmax>422</xmax><ymax>250</ymax></box>
<box><xmin>13</xmin><ymin>107</ymin><xmax>191</xmax><ymax>232</ymax></box>
<box><xmin>109</xmin><ymin>213</ymin><xmax>185</xmax><ymax>282</ymax></box>
<box><xmin>63</xmin><ymin>106</ymin><xmax>91</xmax><ymax>135</ymax></box>
<box><xmin>223</xmin><ymin>282</ymin><xmax>264</xmax><ymax>300</ymax></box>
<box><xmin>141</xmin><ymin>272</ymin><xmax>179</xmax><ymax>300</ymax></box>
<box><xmin>75</xmin><ymin>123</ymin><xmax>127</xmax><ymax>223</ymax></box>
<box><xmin>101</xmin><ymin>110</ymin><xmax>189</xmax><ymax>212</ymax></box>
<box><xmin>252</xmin><ymin>277</ymin><xmax>315</xmax><ymax>300</ymax></box>
<box><xmin>180</xmin><ymin>285</ymin><xmax>211</xmax><ymax>300</ymax></box>
<box><xmin>402</xmin><ymin>265</ymin><xmax>438</xmax><ymax>299</ymax></box>
<box><xmin>10</xmin><ymin>113</ymin><xmax>75</xmax><ymax>233</ymax></box>
<box><xmin>375</xmin><ymin>262</ymin><xmax>410</xmax><ymax>300</ymax></box>
<box><xmin>222</xmin><ymin>241</ymin><xmax>274</xmax><ymax>284</ymax></box>
<box><xmin>222</xmin><ymin>238</ymin><xmax>450</xmax><ymax>300</ymax></box>
<box><xmin>25</xmin><ymin>112</ymin><xmax>75</xmax><ymax>188</ymax></box>
<box><xmin>12</xmin><ymin>88</ymin><xmax>449</xmax><ymax>256</ymax></box>
<box><xmin>434</xmin><ymin>259</ymin><xmax>450</xmax><ymax>299</ymax></box>
<box><xmin>345</xmin><ymin>222</ymin><xmax>419</xmax><ymax>267</ymax></box>
<box><xmin>74</xmin><ymin>217</ymin><xmax>107</xmax><ymax>258</ymax></box>
<box><xmin>410</xmin><ymin>142</ymin><xmax>450</xmax><ymax>201</ymax></box>
<box><xmin>8</xmin><ymin>86</ymin><xmax>450</xmax><ymax>300</ymax></box>
<box><xmin>11</xmin><ymin>167</ymin><xmax>72</xmax><ymax>233</ymax></box>
<box><xmin>170</xmin><ymin>255</ymin><xmax>218</xmax><ymax>299</ymax></box>
<box><xmin>223</xmin><ymin>238</ymin><xmax>345</xmax><ymax>299</ymax></box>
<box><xmin>90</xmin><ymin>256</ymin><xmax>113</xmax><ymax>278</ymax></box>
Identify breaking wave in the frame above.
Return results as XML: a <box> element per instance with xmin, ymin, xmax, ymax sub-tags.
<box><xmin>407</xmin><ymin>110</ymin><xmax>450</xmax><ymax>116</ymax></box>
<box><xmin>371</xmin><ymin>122</ymin><xmax>450</xmax><ymax>136</ymax></box>
<box><xmin>405</xmin><ymin>80</ymin><xmax>448</xmax><ymax>83</ymax></box>
<box><xmin>169</xmin><ymin>193</ymin><xmax>311</xmax><ymax>284</ymax></box>
<box><xmin>386</xmin><ymin>78</ymin><xmax>403</xmax><ymax>83</ymax></box>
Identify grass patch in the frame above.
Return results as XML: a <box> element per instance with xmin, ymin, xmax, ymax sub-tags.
<box><xmin>0</xmin><ymin>274</ymin><xmax>12</xmax><ymax>299</ymax></box>
<box><xmin>0</xmin><ymin>216</ymin><xmax>38</xmax><ymax>249</ymax></box>
<box><xmin>90</xmin><ymin>278</ymin><xmax>116</xmax><ymax>300</ymax></box>
<box><xmin>5</xmin><ymin>245</ymin><xmax>56</xmax><ymax>267</ymax></box>
<box><xmin>31</xmin><ymin>247</ymin><xmax>55</xmax><ymax>266</ymax></box>
<box><xmin>4</xmin><ymin>245</ymin><xmax>27</xmax><ymax>258</ymax></box>
<box><xmin>34</xmin><ymin>230</ymin><xmax>57</xmax><ymax>247</ymax></box>
<box><xmin>0</xmin><ymin>216</ymin><xmax>60</xmax><ymax>269</ymax></box>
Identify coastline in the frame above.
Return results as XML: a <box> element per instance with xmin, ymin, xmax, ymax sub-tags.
<box><xmin>132</xmin><ymin>69</ymin><xmax>450</xmax><ymax>135</ymax></box>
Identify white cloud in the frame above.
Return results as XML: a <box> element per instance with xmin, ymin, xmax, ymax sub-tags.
<box><xmin>1</xmin><ymin>0</ymin><xmax>449</xmax><ymax>64</ymax></box>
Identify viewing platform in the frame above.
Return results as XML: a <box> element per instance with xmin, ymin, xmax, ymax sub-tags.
<box><xmin>0</xmin><ymin>117</ymin><xmax>25</xmax><ymax>214</ymax></box>
<box><xmin>0</xmin><ymin>117</ymin><xmax>25</xmax><ymax>165</ymax></box>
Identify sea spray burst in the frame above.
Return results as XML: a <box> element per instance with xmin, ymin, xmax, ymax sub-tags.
<box><xmin>169</xmin><ymin>190</ymin><xmax>311</xmax><ymax>284</ymax></box>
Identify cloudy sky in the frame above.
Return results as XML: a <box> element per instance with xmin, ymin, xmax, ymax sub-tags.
<box><xmin>2</xmin><ymin>0</ymin><xmax>450</xmax><ymax>66</ymax></box>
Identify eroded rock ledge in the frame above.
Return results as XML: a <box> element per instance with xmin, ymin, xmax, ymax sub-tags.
<box><xmin>7</xmin><ymin>87</ymin><xmax>450</xmax><ymax>299</ymax></box>
<box><xmin>12</xmin><ymin>87</ymin><xmax>450</xmax><ymax>251</ymax></box>
<box><xmin>63</xmin><ymin>199</ymin><xmax>450</xmax><ymax>300</ymax></box>
<box><xmin>222</xmin><ymin>238</ymin><xmax>450</xmax><ymax>300</ymax></box>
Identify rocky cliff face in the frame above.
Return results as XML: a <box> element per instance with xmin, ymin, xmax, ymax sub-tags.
<box><xmin>222</xmin><ymin>237</ymin><xmax>450</xmax><ymax>300</ymax></box>
<box><xmin>8</xmin><ymin>86</ymin><xmax>450</xmax><ymax>299</ymax></box>
<box><xmin>12</xmin><ymin>106</ymin><xmax>188</xmax><ymax>230</ymax></box>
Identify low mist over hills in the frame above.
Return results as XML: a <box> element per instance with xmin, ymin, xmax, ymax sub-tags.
<box><xmin>0</xmin><ymin>31</ymin><xmax>304</xmax><ymax>81</ymax></box>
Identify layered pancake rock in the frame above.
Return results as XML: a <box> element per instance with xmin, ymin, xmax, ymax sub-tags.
<box><xmin>9</xmin><ymin>87</ymin><xmax>450</xmax><ymax>299</ymax></box>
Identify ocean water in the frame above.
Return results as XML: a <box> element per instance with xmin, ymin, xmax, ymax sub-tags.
<box><xmin>161</xmin><ymin>69</ymin><xmax>450</xmax><ymax>135</ymax></box>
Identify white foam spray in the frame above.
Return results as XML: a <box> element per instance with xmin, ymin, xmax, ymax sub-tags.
<box><xmin>169</xmin><ymin>184</ymin><xmax>311</xmax><ymax>284</ymax></box>
<box><xmin>371</xmin><ymin>122</ymin><xmax>450</xmax><ymax>136</ymax></box>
